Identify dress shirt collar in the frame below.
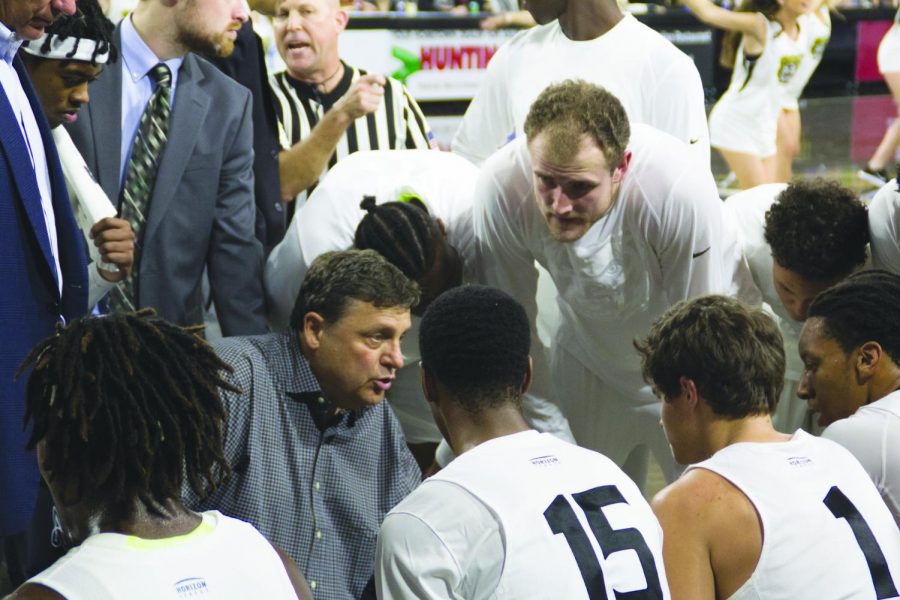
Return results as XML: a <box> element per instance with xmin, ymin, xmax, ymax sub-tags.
<box><xmin>0</xmin><ymin>22</ymin><xmax>23</xmax><ymax>64</ymax></box>
<box><xmin>119</xmin><ymin>14</ymin><xmax>184</xmax><ymax>88</ymax></box>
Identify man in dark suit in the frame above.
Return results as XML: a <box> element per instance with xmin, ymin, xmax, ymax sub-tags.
<box><xmin>67</xmin><ymin>0</ymin><xmax>268</xmax><ymax>336</ymax></box>
<box><xmin>0</xmin><ymin>0</ymin><xmax>84</xmax><ymax>584</ymax></box>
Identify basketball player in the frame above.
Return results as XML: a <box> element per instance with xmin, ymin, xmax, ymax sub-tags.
<box><xmin>472</xmin><ymin>80</ymin><xmax>738</xmax><ymax>488</ymax></box>
<box><xmin>376</xmin><ymin>285</ymin><xmax>670</xmax><ymax>599</ymax></box>
<box><xmin>451</xmin><ymin>0</ymin><xmax>709</xmax><ymax>166</ymax></box>
<box><xmin>640</xmin><ymin>295</ymin><xmax>900</xmax><ymax>600</ymax></box>
<box><xmin>799</xmin><ymin>270</ymin><xmax>900</xmax><ymax>524</ymax></box>
<box><xmin>725</xmin><ymin>179</ymin><xmax>870</xmax><ymax>432</ymax></box>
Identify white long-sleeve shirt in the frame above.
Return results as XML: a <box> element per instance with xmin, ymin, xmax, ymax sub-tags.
<box><xmin>472</xmin><ymin>126</ymin><xmax>734</xmax><ymax>406</ymax></box>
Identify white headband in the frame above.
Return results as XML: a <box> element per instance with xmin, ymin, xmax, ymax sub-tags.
<box><xmin>21</xmin><ymin>33</ymin><xmax>110</xmax><ymax>64</ymax></box>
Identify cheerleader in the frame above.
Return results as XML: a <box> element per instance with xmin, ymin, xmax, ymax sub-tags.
<box><xmin>682</xmin><ymin>0</ymin><xmax>814</xmax><ymax>188</ymax></box>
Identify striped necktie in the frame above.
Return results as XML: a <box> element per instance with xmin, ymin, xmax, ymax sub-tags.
<box><xmin>111</xmin><ymin>62</ymin><xmax>172</xmax><ymax>312</ymax></box>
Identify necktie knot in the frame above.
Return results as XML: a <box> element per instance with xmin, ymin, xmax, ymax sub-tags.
<box><xmin>150</xmin><ymin>63</ymin><xmax>171</xmax><ymax>88</ymax></box>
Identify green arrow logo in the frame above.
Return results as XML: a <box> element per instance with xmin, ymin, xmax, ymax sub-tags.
<box><xmin>391</xmin><ymin>47</ymin><xmax>421</xmax><ymax>83</ymax></box>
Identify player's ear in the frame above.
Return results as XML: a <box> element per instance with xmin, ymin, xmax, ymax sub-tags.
<box><xmin>420</xmin><ymin>362</ymin><xmax>438</xmax><ymax>406</ymax></box>
<box><xmin>855</xmin><ymin>341</ymin><xmax>882</xmax><ymax>383</ymax></box>
<box><xmin>520</xmin><ymin>356</ymin><xmax>533</xmax><ymax>396</ymax></box>
<box><xmin>612</xmin><ymin>150</ymin><xmax>632</xmax><ymax>184</ymax></box>
<box><xmin>679</xmin><ymin>376</ymin><xmax>700</xmax><ymax>409</ymax></box>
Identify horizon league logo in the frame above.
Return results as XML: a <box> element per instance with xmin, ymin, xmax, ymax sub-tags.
<box><xmin>390</xmin><ymin>44</ymin><xmax>498</xmax><ymax>83</ymax></box>
<box><xmin>174</xmin><ymin>577</ymin><xmax>210</xmax><ymax>597</ymax></box>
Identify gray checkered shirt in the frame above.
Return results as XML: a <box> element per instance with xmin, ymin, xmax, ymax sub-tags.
<box><xmin>186</xmin><ymin>332</ymin><xmax>421</xmax><ymax>600</ymax></box>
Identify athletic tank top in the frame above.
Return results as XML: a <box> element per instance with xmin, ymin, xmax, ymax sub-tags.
<box><xmin>28</xmin><ymin>511</ymin><xmax>297</xmax><ymax>599</ymax></box>
<box><xmin>688</xmin><ymin>431</ymin><xmax>900</xmax><ymax>600</ymax></box>
<box><xmin>717</xmin><ymin>15</ymin><xmax>805</xmax><ymax>119</ymax></box>
<box><xmin>433</xmin><ymin>431</ymin><xmax>671</xmax><ymax>599</ymax></box>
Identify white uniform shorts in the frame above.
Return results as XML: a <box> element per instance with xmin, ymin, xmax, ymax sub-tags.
<box><xmin>879</xmin><ymin>25</ymin><xmax>900</xmax><ymax>75</ymax></box>
<box><xmin>708</xmin><ymin>100</ymin><xmax>777</xmax><ymax>158</ymax></box>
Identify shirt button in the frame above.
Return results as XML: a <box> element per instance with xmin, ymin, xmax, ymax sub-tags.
<box><xmin>310</xmin><ymin>581</ymin><xmax>317</xmax><ymax>590</ymax></box>
<box><xmin>315</xmin><ymin>530</ymin><xmax>322</xmax><ymax>539</ymax></box>
<box><xmin>314</xmin><ymin>481</ymin><xmax>320</xmax><ymax>490</ymax></box>
<box><xmin>317</xmin><ymin>396</ymin><xmax>325</xmax><ymax>404</ymax></box>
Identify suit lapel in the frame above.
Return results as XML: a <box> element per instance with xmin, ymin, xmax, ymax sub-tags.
<box><xmin>141</xmin><ymin>54</ymin><xmax>209</xmax><ymax>244</ymax></box>
<box><xmin>0</xmin><ymin>63</ymin><xmax>60</xmax><ymax>291</ymax></box>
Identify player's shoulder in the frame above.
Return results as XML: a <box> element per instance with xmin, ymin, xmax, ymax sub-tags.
<box><xmin>653</xmin><ymin>467</ymin><xmax>755</xmax><ymax>533</ymax></box>
<box><xmin>623</xmin><ymin>16</ymin><xmax>697</xmax><ymax>64</ymax></box>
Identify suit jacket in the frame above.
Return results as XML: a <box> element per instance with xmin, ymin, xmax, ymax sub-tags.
<box><xmin>0</xmin><ymin>57</ymin><xmax>88</xmax><ymax>536</ymax></box>
<box><xmin>67</xmin><ymin>27</ymin><xmax>268</xmax><ymax>336</ymax></box>
<box><xmin>210</xmin><ymin>20</ymin><xmax>285</xmax><ymax>254</ymax></box>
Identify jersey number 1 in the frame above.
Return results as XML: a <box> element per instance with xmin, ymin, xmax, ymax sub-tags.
<box><xmin>823</xmin><ymin>486</ymin><xmax>899</xmax><ymax>599</ymax></box>
<box><xmin>543</xmin><ymin>485</ymin><xmax>663</xmax><ymax>599</ymax></box>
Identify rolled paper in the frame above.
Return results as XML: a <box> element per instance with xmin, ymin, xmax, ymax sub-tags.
<box><xmin>53</xmin><ymin>127</ymin><xmax>119</xmax><ymax>272</ymax></box>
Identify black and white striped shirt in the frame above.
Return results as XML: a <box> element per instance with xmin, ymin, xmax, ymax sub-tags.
<box><xmin>270</xmin><ymin>62</ymin><xmax>436</xmax><ymax>205</ymax></box>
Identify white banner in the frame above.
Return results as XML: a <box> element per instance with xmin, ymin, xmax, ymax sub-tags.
<box><xmin>340</xmin><ymin>28</ymin><xmax>519</xmax><ymax>100</ymax></box>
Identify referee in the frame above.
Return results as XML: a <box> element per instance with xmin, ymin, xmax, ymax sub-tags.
<box><xmin>271</xmin><ymin>0</ymin><xmax>435</xmax><ymax>208</ymax></box>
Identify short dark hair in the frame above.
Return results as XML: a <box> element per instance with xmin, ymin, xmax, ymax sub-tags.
<box><xmin>354</xmin><ymin>195</ymin><xmax>439</xmax><ymax>281</ymax></box>
<box><xmin>764</xmin><ymin>179</ymin><xmax>869</xmax><ymax>282</ymax></box>
<box><xmin>22</xmin><ymin>0</ymin><xmax>118</xmax><ymax>65</ymax></box>
<box><xmin>524</xmin><ymin>80</ymin><xmax>630</xmax><ymax>169</ymax></box>
<box><xmin>420</xmin><ymin>285</ymin><xmax>530</xmax><ymax>414</ymax></box>
<box><xmin>635</xmin><ymin>295</ymin><xmax>785</xmax><ymax>418</ymax></box>
<box><xmin>289</xmin><ymin>249</ymin><xmax>420</xmax><ymax>329</ymax></box>
<box><xmin>807</xmin><ymin>269</ymin><xmax>900</xmax><ymax>363</ymax></box>
<box><xmin>20</xmin><ymin>311</ymin><xmax>234</xmax><ymax>521</ymax></box>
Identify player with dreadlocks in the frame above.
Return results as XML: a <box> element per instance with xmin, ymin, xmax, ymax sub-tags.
<box><xmin>6</xmin><ymin>311</ymin><xmax>312</xmax><ymax>600</ymax></box>
<box><xmin>20</xmin><ymin>0</ymin><xmax>135</xmax><ymax>310</ymax></box>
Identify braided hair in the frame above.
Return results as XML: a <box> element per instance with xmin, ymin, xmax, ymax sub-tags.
<box><xmin>807</xmin><ymin>269</ymin><xmax>900</xmax><ymax>363</ymax></box>
<box><xmin>36</xmin><ymin>0</ymin><xmax>118</xmax><ymax>64</ymax></box>
<box><xmin>20</xmin><ymin>310</ymin><xmax>235</xmax><ymax>521</ymax></box>
<box><xmin>353</xmin><ymin>195</ymin><xmax>439</xmax><ymax>281</ymax></box>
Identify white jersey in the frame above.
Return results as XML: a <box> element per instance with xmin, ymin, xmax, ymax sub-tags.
<box><xmin>451</xmin><ymin>14</ymin><xmax>709</xmax><ymax>166</ymax></box>
<box><xmin>869</xmin><ymin>179</ymin><xmax>900</xmax><ymax>274</ymax></box>
<box><xmin>28</xmin><ymin>511</ymin><xmax>297</xmax><ymax>599</ymax></box>
<box><xmin>781</xmin><ymin>6</ymin><xmax>831</xmax><ymax>110</ymax></box>
<box><xmin>473</xmin><ymin>126</ymin><xmax>735</xmax><ymax>408</ymax></box>
<box><xmin>264</xmin><ymin>149</ymin><xmax>479</xmax><ymax>443</ymax></box>
<box><xmin>709</xmin><ymin>16</ymin><xmax>805</xmax><ymax>156</ymax></box>
<box><xmin>376</xmin><ymin>430</ymin><xmax>670</xmax><ymax>599</ymax></box>
<box><xmin>823</xmin><ymin>390</ymin><xmax>900</xmax><ymax>526</ymax></box>
<box><xmin>688</xmin><ymin>430</ymin><xmax>900</xmax><ymax>600</ymax></box>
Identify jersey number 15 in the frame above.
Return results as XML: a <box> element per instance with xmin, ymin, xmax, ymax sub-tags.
<box><xmin>543</xmin><ymin>485</ymin><xmax>664</xmax><ymax>599</ymax></box>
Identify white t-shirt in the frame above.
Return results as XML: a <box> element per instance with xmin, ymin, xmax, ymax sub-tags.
<box><xmin>28</xmin><ymin>511</ymin><xmax>297</xmax><ymax>599</ymax></box>
<box><xmin>823</xmin><ymin>389</ymin><xmax>900</xmax><ymax>526</ymax></box>
<box><xmin>473</xmin><ymin>126</ymin><xmax>734</xmax><ymax>407</ymax></box>
<box><xmin>688</xmin><ymin>430</ymin><xmax>900</xmax><ymax>600</ymax></box>
<box><xmin>264</xmin><ymin>149</ymin><xmax>478</xmax><ymax>443</ymax></box>
<box><xmin>376</xmin><ymin>430</ymin><xmax>670</xmax><ymax>599</ymax></box>
<box><xmin>451</xmin><ymin>14</ymin><xmax>710</xmax><ymax>166</ymax></box>
<box><xmin>781</xmin><ymin>6</ymin><xmax>831</xmax><ymax>111</ymax></box>
<box><xmin>869</xmin><ymin>179</ymin><xmax>900</xmax><ymax>274</ymax></box>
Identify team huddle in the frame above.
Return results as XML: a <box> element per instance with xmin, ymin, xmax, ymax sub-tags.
<box><xmin>1</xmin><ymin>0</ymin><xmax>899</xmax><ymax>598</ymax></box>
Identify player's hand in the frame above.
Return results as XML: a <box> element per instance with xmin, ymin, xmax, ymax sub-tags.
<box><xmin>335</xmin><ymin>73</ymin><xmax>386</xmax><ymax>120</ymax></box>
<box><xmin>90</xmin><ymin>217</ymin><xmax>135</xmax><ymax>282</ymax></box>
